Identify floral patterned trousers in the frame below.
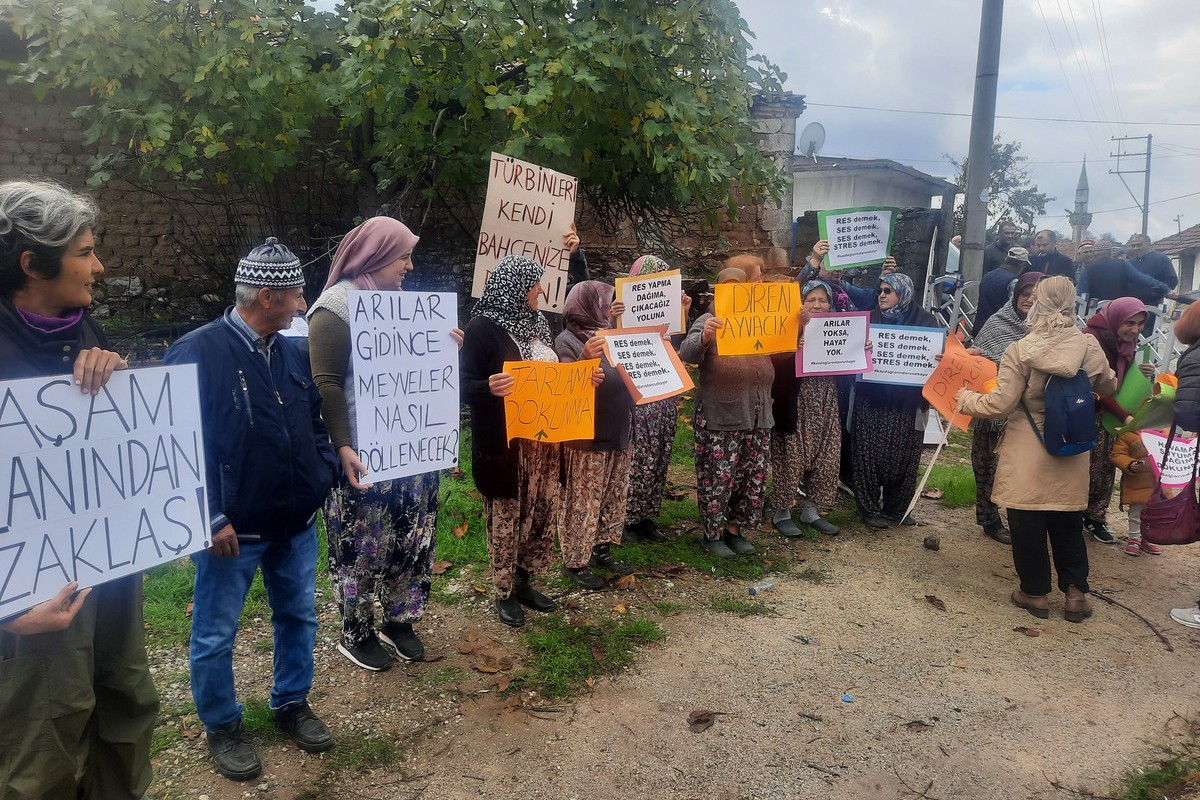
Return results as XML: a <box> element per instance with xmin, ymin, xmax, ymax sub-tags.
<box><xmin>483</xmin><ymin>440</ymin><xmax>561</xmax><ymax>599</ymax></box>
<box><xmin>693</xmin><ymin>412</ymin><xmax>771</xmax><ymax>541</ymax></box>
<box><xmin>325</xmin><ymin>471</ymin><xmax>440</xmax><ymax>646</ymax></box>
<box><xmin>625</xmin><ymin>398</ymin><xmax>678</xmax><ymax>524</ymax></box>
<box><xmin>561</xmin><ymin>447</ymin><xmax>631</xmax><ymax>568</ymax></box>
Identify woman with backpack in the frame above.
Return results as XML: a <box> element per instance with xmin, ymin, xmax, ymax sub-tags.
<box><xmin>1080</xmin><ymin>298</ymin><xmax>1154</xmax><ymax>543</ymax></box>
<box><xmin>956</xmin><ymin>277</ymin><xmax>1117</xmax><ymax>623</ymax></box>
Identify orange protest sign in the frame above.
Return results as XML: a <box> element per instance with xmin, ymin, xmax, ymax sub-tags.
<box><xmin>712</xmin><ymin>282</ymin><xmax>802</xmax><ymax>356</ymax></box>
<box><xmin>921</xmin><ymin>336</ymin><xmax>998</xmax><ymax>430</ymax></box>
<box><xmin>502</xmin><ymin>359</ymin><xmax>599</xmax><ymax>443</ymax></box>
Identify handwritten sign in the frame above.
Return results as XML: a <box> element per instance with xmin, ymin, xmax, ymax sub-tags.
<box><xmin>349</xmin><ymin>290</ymin><xmax>460</xmax><ymax>483</ymax></box>
<box><xmin>615</xmin><ymin>270</ymin><xmax>684</xmax><ymax>334</ymax></box>
<box><xmin>861</xmin><ymin>324</ymin><xmax>944</xmax><ymax>386</ymax></box>
<box><xmin>597</xmin><ymin>326</ymin><xmax>694</xmax><ymax>404</ymax></box>
<box><xmin>797</xmin><ymin>312</ymin><xmax>871</xmax><ymax>376</ymax></box>
<box><xmin>473</xmin><ymin>153</ymin><xmax>578</xmax><ymax>314</ymax></box>
<box><xmin>817</xmin><ymin>206</ymin><xmax>899</xmax><ymax>270</ymax></box>
<box><xmin>0</xmin><ymin>366</ymin><xmax>210</xmax><ymax>617</ymax></box>
<box><xmin>922</xmin><ymin>336</ymin><xmax>999</xmax><ymax>430</ymax></box>
<box><xmin>502</xmin><ymin>359</ymin><xmax>599</xmax><ymax>443</ymax></box>
<box><xmin>1139</xmin><ymin>430</ymin><xmax>1198</xmax><ymax>489</ymax></box>
<box><xmin>713</xmin><ymin>282</ymin><xmax>802</xmax><ymax>356</ymax></box>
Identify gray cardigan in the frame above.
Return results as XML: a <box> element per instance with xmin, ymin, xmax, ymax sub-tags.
<box><xmin>678</xmin><ymin>312</ymin><xmax>775</xmax><ymax>431</ymax></box>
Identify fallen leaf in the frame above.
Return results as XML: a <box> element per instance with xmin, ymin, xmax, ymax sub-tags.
<box><xmin>473</xmin><ymin>663</ymin><xmax>500</xmax><ymax>674</ymax></box>
<box><xmin>496</xmin><ymin>675</ymin><xmax>511</xmax><ymax>692</ymax></box>
<box><xmin>466</xmin><ymin>630</ymin><xmax>479</xmax><ymax>642</ymax></box>
<box><xmin>904</xmin><ymin>720</ymin><xmax>933</xmax><ymax>732</ymax></box>
<box><xmin>450</xmin><ymin>466</ymin><xmax>464</xmax><ymax>478</ymax></box>
<box><xmin>471</xmin><ymin>584</ymin><xmax>486</xmax><ymax>594</ymax></box>
<box><xmin>666</xmin><ymin>486</ymin><xmax>687</xmax><ymax>500</ymax></box>
<box><xmin>181</xmin><ymin>724</ymin><xmax>201</xmax><ymax>740</ymax></box>
<box><xmin>452</xmin><ymin>518</ymin><xmax>468</xmax><ymax>539</ymax></box>
<box><xmin>949</xmin><ymin>661</ymin><xmax>967</xmax><ymax>669</ymax></box>
<box><xmin>687</xmin><ymin>709</ymin><xmax>725</xmax><ymax>733</ymax></box>
<box><xmin>762</xmin><ymin>560</ymin><xmax>776</xmax><ymax>568</ymax></box>
<box><xmin>920</xmin><ymin>487</ymin><xmax>944</xmax><ymax>500</ymax></box>
<box><xmin>185</xmin><ymin>602</ymin><xmax>193</xmax><ymax>618</ymax></box>
<box><xmin>591</xmin><ymin>647</ymin><xmax>605</xmax><ymax>662</ymax></box>
<box><xmin>421</xmin><ymin>653</ymin><xmax>444</xmax><ymax>663</ymax></box>
<box><xmin>613</xmin><ymin>574</ymin><xmax>639</xmax><ymax>591</ymax></box>
<box><xmin>432</xmin><ymin>560</ymin><xmax>453</xmax><ymax>575</ymax></box>
<box><xmin>925</xmin><ymin>595</ymin><xmax>947</xmax><ymax>612</ymax></box>
<box><xmin>457</xmin><ymin>643</ymin><xmax>477</xmax><ymax>655</ymax></box>
<box><xmin>611</xmin><ymin>603</ymin><xmax>628</xmax><ymax>614</ymax></box>
<box><xmin>1013</xmin><ymin>626</ymin><xmax>1041</xmax><ymax>638</ymax></box>
<box><xmin>562</xmin><ymin>598</ymin><xmax>582</xmax><ymax>610</ymax></box>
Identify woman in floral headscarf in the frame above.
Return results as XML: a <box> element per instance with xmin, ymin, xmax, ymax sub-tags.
<box><xmin>461</xmin><ymin>255</ymin><xmax>603</xmax><ymax>627</ymax></box>
<box><xmin>622</xmin><ymin>255</ymin><xmax>691</xmax><ymax>542</ymax></box>
<box><xmin>309</xmin><ymin>216</ymin><xmax>462</xmax><ymax>670</ymax></box>
<box><xmin>767</xmin><ymin>280</ymin><xmax>848</xmax><ymax>537</ymax></box>
<box><xmin>850</xmin><ymin>272</ymin><xmax>941</xmax><ymax>529</ymax></box>
<box><xmin>554</xmin><ymin>280</ymin><xmax>635</xmax><ymax>587</ymax></box>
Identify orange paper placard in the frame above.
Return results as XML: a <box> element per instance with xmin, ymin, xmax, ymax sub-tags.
<box><xmin>596</xmin><ymin>325</ymin><xmax>695</xmax><ymax>405</ymax></box>
<box><xmin>712</xmin><ymin>282</ymin><xmax>802</xmax><ymax>356</ymax></box>
<box><xmin>502</xmin><ymin>359</ymin><xmax>599</xmax><ymax>443</ymax></box>
<box><xmin>921</xmin><ymin>337</ymin><xmax>998</xmax><ymax>431</ymax></box>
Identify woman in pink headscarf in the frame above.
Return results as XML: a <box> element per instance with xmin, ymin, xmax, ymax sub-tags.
<box><xmin>308</xmin><ymin>217</ymin><xmax>461</xmax><ymax>672</ymax></box>
<box><xmin>1080</xmin><ymin>296</ymin><xmax>1152</xmax><ymax>543</ymax></box>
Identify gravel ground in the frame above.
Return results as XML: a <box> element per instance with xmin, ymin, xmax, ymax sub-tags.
<box><xmin>146</xmin><ymin>496</ymin><xmax>1200</xmax><ymax>800</ymax></box>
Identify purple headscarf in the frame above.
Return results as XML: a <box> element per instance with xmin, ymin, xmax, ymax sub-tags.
<box><xmin>324</xmin><ymin>216</ymin><xmax>420</xmax><ymax>290</ymax></box>
<box><xmin>1084</xmin><ymin>296</ymin><xmax>1146</xmax><ymax>383</ymax></box>
<box><xmin>563</xmin><ymin>280</ymin><xmax>614</xmax><ymax>342</ymax></box>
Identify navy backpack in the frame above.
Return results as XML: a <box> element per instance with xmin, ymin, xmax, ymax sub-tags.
<box><xmin>1021</xmin><ymin>368</ymin><xmax>1097</xmax><ymax>457</ymax></box>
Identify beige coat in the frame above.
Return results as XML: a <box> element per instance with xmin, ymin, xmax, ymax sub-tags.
<box><xmin>958</xmin><ymin>328</ymin><xmax>1118</xmax><ymax>511</ymax></box>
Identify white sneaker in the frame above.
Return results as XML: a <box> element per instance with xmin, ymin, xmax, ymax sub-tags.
<box><xmin>1169</xmin><ymin>607</ymin><xmax>1200</xmax><ymax>629</ymax></box>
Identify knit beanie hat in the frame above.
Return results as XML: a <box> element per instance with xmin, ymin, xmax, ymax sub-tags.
<box><xmin>236</xmin><ymin>237</ymin><xmax>304</xmax><ymax>288</ymax></box>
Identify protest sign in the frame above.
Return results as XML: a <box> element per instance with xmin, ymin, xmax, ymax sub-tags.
<box><xmin>922</xmin><ymin>336</ymin><xmax>999</xmax><ymax>431</ymax></box>
<box><xmin>349</xmin><ymin>290</ymin><xmax>460</xmax><ymax>483</ymax></box>
<box><xmin>1139</xmin><ymin>430</ymin><xmax>1198</xmax><ymax>489</ymax></box>
<box><xmin>473</xmin><ymin>153</ymin><xmax>579</xmax><ymax>314</ymax></box>
<box><xmin>615</xmin><ymin>270</ymin><xmax>685</xmax><ymax>334</ymax></box>
<box><xmin>0</xmin><ymin>365</ymin><xmax>210</xmax><ymax>617</ymax></box>
<box><xmin>797</xmin><ymin>311</ymin><xmax>871</xmax><ymax>376</ymax></box>
<box><xmin>861</xmin><ymin>325</ymin><xmax>944</xmax><ymax>386</ymax></box>
<box><xmin>597</xmin><ymin>326</ymin><xmax>694</xmax><ymax>404</ymax></box>
<box><xmin>502</xmin><ymin>359</ymin><xmax>599</xmax><ymax>443</ymax></box>
<box><xmin>817</xmin><ymin>206</ymin><xmax>899</xmax><ymax>270</ymax></box>
<box><xmin>713</xmin><ymin>281</ymin><xmax>803</xmax><ymax>356</ymax></box>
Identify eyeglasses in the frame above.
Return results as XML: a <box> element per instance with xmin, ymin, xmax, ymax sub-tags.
<box><xmin>878</xmin><ymin>287</ymin><xmax>895</xmax><ymax>296</ymax></box>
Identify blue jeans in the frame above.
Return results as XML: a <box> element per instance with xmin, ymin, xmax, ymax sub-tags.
<box><xmin>190</xmin><ymin>525</ymin><xmax>318</xmax><ymax>731</ymax></box>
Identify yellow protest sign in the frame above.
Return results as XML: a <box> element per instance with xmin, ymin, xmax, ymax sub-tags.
<box><xmin>502</xmin><ymin>359</ymin><xmax>599</xmax><ymax>443</ymax></box>
<box><xmin>921</xmin><ymin>336</ymin><xmax>998</xmax><ymax>431</ymax></box>
<box><xmin>712</xmin><ymin>282</ymin><xmax>802</xmax><ymax>356</ymax></box>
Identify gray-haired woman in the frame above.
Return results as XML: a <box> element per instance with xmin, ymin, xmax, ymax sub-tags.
<box><xmin>0</xmin><ymin>180</ymin><xmax>158</xmax><ymax>798</ymax></box>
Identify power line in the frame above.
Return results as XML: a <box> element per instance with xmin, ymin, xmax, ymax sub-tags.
<box><xmin>1090</xmin><ymin>0</ymin><xmax>1126</xmax><ymax>135</ymax></box>
<box><xmin>1042</xmin><ymin>189</ymin><xmax>1200</xmax><ymax>218</ymax></box>
<box><xmin>1035</xmin><ymin>0</ymin><xmax>1104</xmax><ymax>154</ymax></box>
<box><xmin>802</xmin><ymin>102</ymin><xmax>1200</xmax><ymax>128</ymax></box>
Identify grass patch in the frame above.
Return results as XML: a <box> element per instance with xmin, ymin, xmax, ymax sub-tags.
<box><xmin>433</xmin><ymin>434</ymin><xmax>489</xmax><ymax>577</ymax></box>
<box><xmin>614</xmin><ymin>535</ymin><xmax>770</xmax><ymax>580</ymax></box>
<box><xmin>653</xmin><ymin>601</ymin><xmax>687</xmax><ymax>616</ymax></box>
<box><xmin>1119</xmin><ymin>757</ymin><xmax>1200</xmax><ymax>799</ymax></box>
<box><xmin>711</xmin><ymin>596</ymin><xmax>771</xmax><ymax>616</ymax></box>
<box><xmin>324</xmin><ymin>733</ymin><xmax>397</xmax><ymax>773</ymax></box>
<box><xmin>523</xmin><ymin>616</ymin><xmax>666</xmax><ymax>699</ymax></box>
<box><xmin>669</xmin><ymin>389</ymin><xmax>696</xmax><ymax>467</ymax></box>
<box><xmin>794</xmin><ymin>567</ymin><xmax>831</xmax><ymax>584</ymax></box>
<box><xmin>149</xmin><ymin>724</ymin><xmax>181</xmax><ymax>758</ymax></box>
<box><xmin>240</xmin><ymin>698</ymin><xmax>283</xmax><ymax>739</ymax></box>
<box><xmin>413</xmin><ymin>667</ymin><xmax>465</xmax><ymax>687</ymax></box>
<box><xmin>927</xmin><ymin>463</ymin><xmax>976</xmax><ymax>508</ymax></box>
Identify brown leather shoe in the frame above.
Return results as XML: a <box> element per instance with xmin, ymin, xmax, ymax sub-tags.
<box><xmin>1064</xmin><ymin>585</ymin><xmax>1093</xmax><ymax>623</ymax></box>
<box><xmin>1011</xmin><ymin>589</ymin><xmax>1050</xmax><ymax>619</ymax></box>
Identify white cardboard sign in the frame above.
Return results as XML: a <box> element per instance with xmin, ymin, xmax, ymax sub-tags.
<box><xmin>0</xmin><ymin>365</ymin><xmax>211</xmax><ymax>617</ymax></box>
<box><xmin>473</xmin><ymin>153</ymin><xmax>579</xmax><ymax>314</ymax></box>
<box><xmin>349</xmin><ymin>290</ymin><xmax>461</xmax><ymax>483</ymax></box>
<box><xmin>615</xmin><ymin>270</ymin><xmax>685</xmax><ymax>334</ymax></box>
<box><xmin>597</xmin><ymin>326</ymin><xmax>694</xmax><ymax>405</ymax></box>
<box><xmin>1139</xmin><ymin>430</ymin><xmax>1198</xmax><ymax>489</ymax></box>
<box><xmin>797</xmin><ymin>312</ymin><xmax>872</xmax><ymax>376</ymax></box>
<box><xmin>860</xmin><ymin>325</ymin><xmax>944</xmax><ymax>386</ymax></box>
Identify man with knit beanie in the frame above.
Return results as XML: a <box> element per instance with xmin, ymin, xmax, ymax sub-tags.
<box><xmin>165</xmin><ymin>238</ymin><xmax>339</xmax><ymax>781</ymax></box>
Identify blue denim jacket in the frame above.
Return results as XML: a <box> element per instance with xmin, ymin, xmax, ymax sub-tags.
<box><xmin>165</xmin><ymin>308</ymin><xmax>338</xmax><ymax>542</ymax></box>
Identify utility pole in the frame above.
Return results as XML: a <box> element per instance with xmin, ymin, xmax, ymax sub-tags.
<box><xmin>1175</xmin><ymin>215</ymin><xmax>1184</xmax><ymax>234</ymax></box>
<box><xmin>1110</xmin><ymin>134</ymin><xmax>1153</xmax><ymax>236</ymax></box>
<box><xmin>960</xmin><ymin>0</ymin><xmax>1004</xmax><ymax>286</ymax></box>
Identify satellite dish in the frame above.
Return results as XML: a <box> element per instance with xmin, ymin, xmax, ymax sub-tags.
<box><xmin>798</xmin><ymin>122</ymin><xmax>826</xmax><ymax>162</ymax></box>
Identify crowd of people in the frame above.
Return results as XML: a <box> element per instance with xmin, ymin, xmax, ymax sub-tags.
<box><xmin>3</xmin><ymin>180</ymin><xmax>1199</xmax><ymax>797</ymax></box>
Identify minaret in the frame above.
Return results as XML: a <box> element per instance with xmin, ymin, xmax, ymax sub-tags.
<box><xmin>1068</xmin><ymin>159</ymin><xmax>1093</xmax><ymax>245</ymax></box>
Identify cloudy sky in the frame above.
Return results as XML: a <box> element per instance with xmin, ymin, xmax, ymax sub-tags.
<box><xmin>733</xmin><ymin>0</ymin><xmax>1200</xmax><ymax>243</ymax></box>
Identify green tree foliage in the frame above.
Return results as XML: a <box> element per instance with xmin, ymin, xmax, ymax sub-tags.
<box><xmin>948</xmin><ymin>137</ymin><xmax>1052</xmax><ymax>234</ymax></box>
<box><xmin>1</xmin><ymin>0</ymin><xmax>787</xmax><ymax>232</ymax></box>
